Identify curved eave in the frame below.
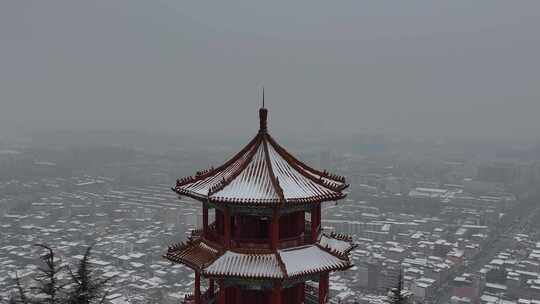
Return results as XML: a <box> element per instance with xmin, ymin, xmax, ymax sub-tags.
<box><xmin>201</xmin><ymin>263</ymin><xmax>352</xmax><ymax>281</ymax></box>
<box><xmin>173</xmin><ymin>186</ymin><xmax>347</xmax><ymax>208</ymax></box>
<box><xmin>265</xmin><ymin>134</ymin><xmax>347</xmax><ymax>185</ymax></box>
<box><xmin>286</xmin><ymin>262</ymin><xmax>353</xmax><ymax>280</ymax></box>
<box><xmin>202</xmin><ymin>245</ymin><xmax>353</xmax><ymax>281</ymax></box>
<box><xmin>164</xmin><ymin>253</ymin><xmax>201</xmax><ymax>272</ymax></box>
<box><xmin>174</xmin><ymin>135</ymin><xmax>261</xmax><ymax>188</ymax></box>
<box><xmin>317</xmin><ymin>232</ymin><xmax>358</xmax><ymax>257</ymax></box>
<box><xmin>164</xmin><ymin>240</ymin><xmax>220</xmax><ymax>272</ymax></box>
<box><xmin>201</xmin><ymin>263</ymin><xmax>353</xmax><ymax>281</ymax></box>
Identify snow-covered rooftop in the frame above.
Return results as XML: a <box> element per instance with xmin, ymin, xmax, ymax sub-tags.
<box><xmin>173</xmin><ymin>108</ymin><xmax>347</xmax><ymax>207</ymax></box>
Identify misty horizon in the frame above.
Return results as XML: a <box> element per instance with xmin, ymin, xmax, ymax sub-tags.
<box><xmin>3</xmin><ymin>3</ymin><xmax>540</xmax><ymax>302</ymax></box>
<box><xmin>2</xmin><ymin>1</ymin><xmax>540</xmax><ymax>141</ymax></box>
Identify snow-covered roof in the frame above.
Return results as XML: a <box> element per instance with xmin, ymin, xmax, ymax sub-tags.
<box><xmin>279</xmin><ymin>245</ymin><xmax>350</xmax><ymax>277</ymax></box>
<box><xmin>164</xmin><ymin>240</ymin><xmax>219</xmax><ymax>270</ymax></box>
<box><xmin>204</xmin><ymin>251</ymin><xmax>283</xmax><ymax>279</ymax></box>
<box><xmin>318</xmin><ymin>233</ymin><xmax>355</xmax><ymax>256</ymax></box>
<box><xmin>173</xmin><ymin>108</ymin><xmax>347</xmax><ymax>207</ymax></box>
<box><xmin>203</xmin><ymin>244</ymin><xmax>351</xmax><ymax>279</ymax></box>
<box><xmin>168</xmin><ymin>233</ymin><xmax>353</xmax><ymax>279</ymax></box>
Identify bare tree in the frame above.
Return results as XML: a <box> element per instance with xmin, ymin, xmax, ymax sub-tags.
<box><xmin>12</xmin><ymin>272</ymin><xmax>30</xmax><ymax>304</ymax></box>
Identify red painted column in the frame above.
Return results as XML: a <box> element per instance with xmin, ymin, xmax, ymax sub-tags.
<box><xmin>319</xmin><ymin>272</ymin><xmax>329</xmax><ymax>304</ymax></box>
<box><xmin>235</xmin><ymin>287</ymin><xmax>242</xmax><ymax>304</ymax></box>
<box><xmin>203</xmin><ymin>203</ymin><xmax>209</xmax><ymax>236</ymax></box>
<box><xmin>194</xmin><ymin>271</ymin><xmax>201</xmax><ymax>304</ymax></box>
<box><xmin>218</xmin><ymin>280</ymin><xmax>226</xmax><ymax>304</ymax></box>
<box><xmin>224</xmin><ymin>208</ymin><xmax>231</xmax><ymax>248</ymax></box>
<box><xmin>271</xmin><ymin>209</ymin><xmax>280</xmax><ymax>249</ymax></box>
<box><xmin>311</xmin><ymin>206</ymin><xmax>319</xmax><ymax>242</ymax></box>
<box><xmin>317</xmin><ymin>204</ymin><xmax>322</xmax><ymax>229</ymax></box>
<box><xmin>208</xmin><ymin>278</ymin><xmax>215</xmax><ymax>295</ymax></box>
<box><xmin>272</xmin><ymin>281</ymin><xmax>282</xmax><ymax>304</ymax></box>
<box><xmin>298</xmin><ymin>211</ymin><xmax>305</xmax><ymax>236</ymax></box>
<box><xmin>297</xmin><ymin>283</ymin><xmax>305</xmax><ymax>303</ymax></box>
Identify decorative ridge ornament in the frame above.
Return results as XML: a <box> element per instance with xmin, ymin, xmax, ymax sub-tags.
<box><xmin>259</xmin><ymin>87</ymin><xmax>268</xmax><ymax>132</ymax></box>
<box><xmin>259</xmin><ymin>108</ymin><xmax>268</xmax><ymax>133</ymax></box>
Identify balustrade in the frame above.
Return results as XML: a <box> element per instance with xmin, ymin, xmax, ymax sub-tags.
<box><xmin>203</xmin><ymin>222</ymin><xmax>310</xmax><ymax>250</ymax></box>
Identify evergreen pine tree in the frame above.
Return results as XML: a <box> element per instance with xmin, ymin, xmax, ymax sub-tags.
<box><xmin>31</xmin><ymin>244</ymin><xmax>68</xmax><ymax>304</ymax></box>
<box><xmin>65</xmin><ymin>246</ymin><xmax>113</xmax><ymax>304</ymax></box>
<box><xmin>10</xmin><ymin>244</ymin><xmax>114</xmax><ymax>304</ymax></box>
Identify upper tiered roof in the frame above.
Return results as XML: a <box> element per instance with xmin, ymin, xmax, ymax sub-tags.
<box><xmin>173</xmin><ymin>107</ymin><xmax>348</xmax><ymax>207</ymax></box>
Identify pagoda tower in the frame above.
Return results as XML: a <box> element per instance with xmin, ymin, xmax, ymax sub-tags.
<box><xmin>165</xmin><ymin>102</ymin><xmax>355</xmax><ymax>304</ymax></box>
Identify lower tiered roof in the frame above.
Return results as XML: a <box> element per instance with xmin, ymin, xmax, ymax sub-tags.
<box><xmin>205</xmin><ymin>251</ymin><xmax>283</xmax><ymax>279</ymax></box>
<box><xmin>279</xmin><ymin>245</ymin><xmax>350</xmax><ymax>277</ymax></box>
<box><xmin>164</xmin><ymin>233</ymin><xmax>355</xmax><ymax>280</ymax></box>
<box><xmin>165</xmin><ymin>239</ymin><xmax>219</xmax><ymax>270</ymax></box>
<box><xmin>318</xmin><ymin>233</ymin><xmax>356</xmax><ymax>256</ymax></box>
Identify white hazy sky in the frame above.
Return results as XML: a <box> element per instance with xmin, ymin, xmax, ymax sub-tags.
<box><xmin>1</xmin><ymin>1</ymin><xmax>540</xmax><ymax>139</ymax></box>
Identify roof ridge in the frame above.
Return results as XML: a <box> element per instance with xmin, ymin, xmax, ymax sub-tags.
<box><xmin>165</xmin><ymin>238</ymin><xmax>220</xmax><ymax>272</ymax></box>
<box><xmin>202</xmin><ymin>247</ymin><xmax>225</xmax><ymax>271</ymax></box>
<box><xmin>262</xmin><ymin>133</ymin><xmax>285</xmax><ymax>205</ymax></box>
<box><xmin>175</xmin><ymin>134</ymin><xmax>260</xmax><ymax>188</ymax></box>
<box><xmin>207</xmin><ymin>135</ymin><xmax>263</xmax><ymax>197</ymax></box>
<box><xmin>315</xmin><ymin>243</ymin><xmax>350</xmax><ymax>261</ymax></box>
<box><xmin>266</xmin><ymin>134</ymin><xmax>346</xmax><ymax>183</ymax></box>
<box><xmin>266</xmin><ymin>134</ymin><xmax>345</xmax><ymax>193</ymax></box>
<box><xmin>320</xmin><ymin>233</ymin><xmax>358</xmax><ymax>256</ymax></box>
<box><xmin>329</xmin><ymin>231</ymin><xmax>353</xmax><ymax>242</ymax></box>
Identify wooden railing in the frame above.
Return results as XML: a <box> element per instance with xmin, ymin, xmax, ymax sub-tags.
<box><xmin>202</xmin><ymin>222</ymin><xmax>313</xmax><ymax>250</ymax></box>
<box><xmin>181</xmin><ymin>285</ymin><xmax>338</xmax><ymax>304</ymax></box>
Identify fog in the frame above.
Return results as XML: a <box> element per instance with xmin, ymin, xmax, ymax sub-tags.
<box><xmin>2</xmin><ymin>1</ymin><xmax>540</xmax><ymax>140</ymax></box>
<box><xmin>4</xmin><ymin>3</ymin><xmax>540</xmax><ymax>303</ymax></box>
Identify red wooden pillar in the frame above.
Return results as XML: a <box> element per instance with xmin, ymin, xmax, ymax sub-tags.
<box><xmin>218</xmin><ymin>280</ymin><xmax>226</xmax><ymax>304</ymax></box>
<box><xmin>319</xmin><ymin>272</ymin><xmax>329</xmax><ymax>304</ymax></box>
<box><xmin>208</xmin><ymin>278</ymin><xmax>215</xmax><ymax>295</ymax></box>
<box><xmin>311</xmin><ymin>206</ymin><xmax>320</xmax><ymax>242</ymax></box>
<box><xmin>224</xmin><ymin>208</ymin><xmax>231</xmax><ymax>248</ymax></box>
<box><xmin>298</xmin><ymin>211</ymin><xmax>305</xmax><ymax>235</ymax></box>
<box><xmin>317</xmin><ymin>204</ymin><xmax>321</xmax><ymax>229</ymax></box>
<box><xmin>297</xmin><ymin>283</ymin><xmax>305</xmax><ymax>303</ymax></box>
<box><xmin>272</xmin><ymin>281</ymin><xmax>282</xmax><ymax>304</ymax></box>
<box><xmin>235</xmin><ymin>287</ymin><xmax>242</xmax><ymax>304</ymax></box>
<box><xmin>194</xmin><ymin>271</ymin><xmax>201</xmax><ymax>304</ymax></box>
<box><xmin>271</xmin><ymin>209</ymin><xmax>280</xmax><ymax>249</ymax></box>
<box><xmin>203</xmin><ymin>203</ymin><xmax>209</xmax><ymax>236</ymax></box>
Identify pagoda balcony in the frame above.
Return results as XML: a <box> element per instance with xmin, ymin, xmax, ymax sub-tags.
<box><xmin>202</xmin><ymin>223</ymin><xmax>223</xmax><ymax>244</ymax></box>
<box><xmin>201</xmin><ymin>222</ymin><xmax>311</xmax><ymax>250</ymax></box>
<box><xmin>181</xmin><ymin>285</ymin><xmax>338</xmax><ymax>304</ymax></box>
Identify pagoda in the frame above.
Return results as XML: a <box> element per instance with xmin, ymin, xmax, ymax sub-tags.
<box><xmin>165</xmin><ymin>98</ymin><xmax>355</xmax><ymax>304</ymax></box>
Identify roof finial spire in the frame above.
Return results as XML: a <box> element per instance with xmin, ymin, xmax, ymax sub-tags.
<box><xmin>259</xmin><ymin>87</ymin><xmax>268</xmax><ymax>132</ymax></box>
